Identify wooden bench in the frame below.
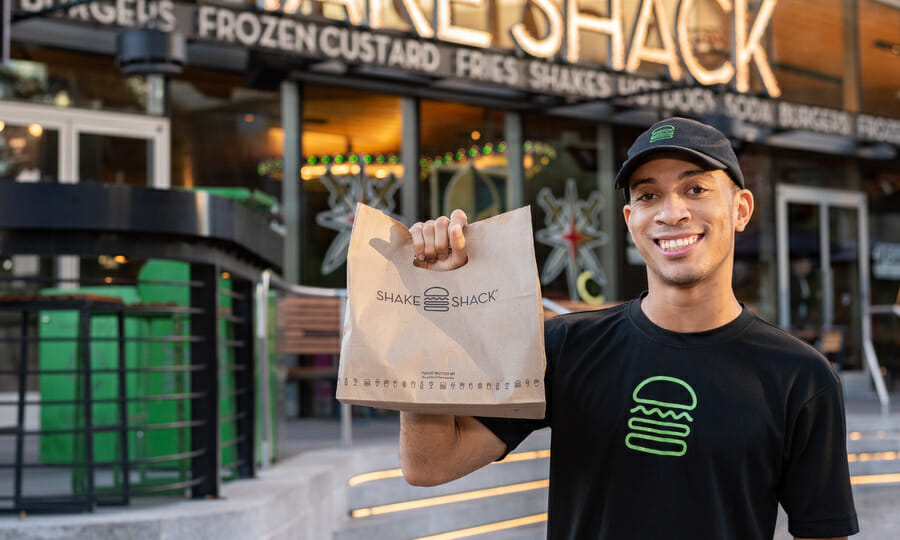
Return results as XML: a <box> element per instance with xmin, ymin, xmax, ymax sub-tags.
<box><xmin>277</xmin><ymin>296</ymin><xmax>344</xmax><ymax>416</ymax></box>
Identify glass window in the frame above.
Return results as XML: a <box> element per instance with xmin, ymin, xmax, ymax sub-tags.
<box><xmin>420</xmin><ymin>101</ymin><xmax>504</xmax><ymax>220</ymax></box>
<box><xmin>733</xmin><ymin>144</ymin><xmax>775</xmax><ymax>321</ymax></box>
<box><xmin>859</xmin><ymin>0</ymin><xmax>900</xmax><ymax>118</ymax></box>
<box><xmin>524</xmin><ymin>114</ymin><xmax>604</xmax><ymax>302</ymax></box>
<box><xmin>78</xmin><ymin>134</ymin><xmax>148</xmax><ymax>186</ymax></box>
<box><xmin>3</xmin><ymin>45</ymin><xmax>147</xmax><ymax>112</ymax></box>
<box><xmin>0</xmin><ymin>122</ymin><xmax>59</xmax><ymax>182</ymax></box>
<box><xmin>169</xmin><ymin>68</ymin><xmax>281</xmax><ymax>198</ymax></box>
<box><xmin>301</xmin><ymin>85</ymin><xmax>403</xmax><ymax>287</ymax></box>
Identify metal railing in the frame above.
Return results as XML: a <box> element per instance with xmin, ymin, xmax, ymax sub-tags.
<box><xmin>0</xmin><ymin>270</ymin><xmax>257</xmax><ymax>513</ymax></box>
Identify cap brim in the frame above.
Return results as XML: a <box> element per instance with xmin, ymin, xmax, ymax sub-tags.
<box><xmin>614</xmin><ymin>146</ymin><xmax>729</xmax><ymax>189</ymax></box>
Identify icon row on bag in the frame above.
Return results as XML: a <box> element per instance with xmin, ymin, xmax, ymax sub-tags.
<box><xmin>345</xmin><ymin>378</ymin><xmax>541</xmax><ymax>390</ymax></box>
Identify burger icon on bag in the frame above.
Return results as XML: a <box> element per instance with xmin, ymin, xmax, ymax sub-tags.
<box><xmin>625</xmin><ymin>376</ymin><xmax>697</xmax><ymax>457</ymax></box>
<box><xmin>423</xmin><ymin>286</ymin><xmax>450</xmax><ymax>312</ymax></box>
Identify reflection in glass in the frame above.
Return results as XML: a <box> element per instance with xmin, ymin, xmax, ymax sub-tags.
<box><xmin>420</xmin><ymin>101</ymin><xmax>505</xmax><ymax>220</ymax></box>
<box><xmin>302</xmin><ymin>85</ymin><xmax>403</xmax><ymax>287</ymax></box>
<box><xmin>0</xmin><ymin>123</ymin><xmax>59</xmax><ymax>182</ymax></box>
<box><xmin>78</xmin><ymin>134</ymin><xmax>148</xmax><ymax>186</ymax></box>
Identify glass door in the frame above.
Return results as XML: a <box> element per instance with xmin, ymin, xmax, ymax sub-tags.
<box><xmin>776</xmin><ymin>184</ymin><xmax>889</xmax><ymax>410</ymax></box>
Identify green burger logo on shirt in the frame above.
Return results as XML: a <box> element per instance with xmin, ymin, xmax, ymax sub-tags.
<box><xmin>625</xmin><ymin>376</ymin><xmax>697</xmax><ymax>457</ymax></box>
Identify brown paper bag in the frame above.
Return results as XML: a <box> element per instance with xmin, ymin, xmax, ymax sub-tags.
<box><xmin>336</xmin><ymin>203</ymin><xmax>546</xmax><ymax>419</ymax></box>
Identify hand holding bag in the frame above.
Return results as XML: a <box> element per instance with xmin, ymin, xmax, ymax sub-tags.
<box><xmin>336</xmin><ymin>203</ymin><xmax>546</xmax><ymax>418</ymax></box>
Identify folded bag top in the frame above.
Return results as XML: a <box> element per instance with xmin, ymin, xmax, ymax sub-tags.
<box><xmin>336</xmin><ymin>203</ymin><xmax>546</xmax><ymax>419</ymax></box>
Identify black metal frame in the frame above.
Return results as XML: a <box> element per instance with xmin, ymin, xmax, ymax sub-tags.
<box><xmin>0</xmin><ymin>183</ymin><xmax>275</xmax><ymax>514</ymax></box>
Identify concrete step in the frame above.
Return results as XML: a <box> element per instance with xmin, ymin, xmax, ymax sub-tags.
<box><xmin>347</xmin><ymin>429</ymin><xmax>550</xmax><ymax>510</ymax></box>
<box><xmin>849</xmin><ymin>457</ymin><xmax>900</xmax><ymax>477</ymax></box>
<box><xmin>350</xmin><ymin>457</ymin><xmax>550</xmax><ymax>510</ymax></box>
<box><xmin>474</xmin><ymin>522</ymin><xmax>547</xmax><ymax>539</ymax></box>
<box><xmin>335</xmin><ymin>488</ymin><xmax>548</xmax><ymax>540</ymax></box>
<box><xmin>847</xmin><ymin>434</ymin><xmax>900</xmax><ymax>454</ymax></box>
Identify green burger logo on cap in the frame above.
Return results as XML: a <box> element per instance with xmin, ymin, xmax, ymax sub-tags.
<box><xmin>625</xmin><ymin>376</ymin><xmax>697</xmax><ymax>457</ymax></box>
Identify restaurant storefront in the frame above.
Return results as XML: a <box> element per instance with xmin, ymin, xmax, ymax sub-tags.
<box><xmin>4</xmin><ymin>0</ymin><xmax>900</xmax><ymax>396</ymax></box>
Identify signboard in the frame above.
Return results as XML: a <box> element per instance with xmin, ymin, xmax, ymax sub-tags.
<box><xmin>11</xmin><ymin>0</ymin><xmax>900</xmax><ymax>146</ymax></box>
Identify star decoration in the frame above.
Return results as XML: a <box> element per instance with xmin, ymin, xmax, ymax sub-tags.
<box><xmin>316</xmin><ymin>169</ymin><xmax>401</xmax><ymax>275</ymax></box>
<box><xmin>535</xmin><ymin>178</ymin><xmax>608</xmax><ymax>300</ymax></box>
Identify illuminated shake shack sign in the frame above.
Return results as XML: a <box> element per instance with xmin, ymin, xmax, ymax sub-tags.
<box><xmin>17</xmin><ymin>0</ymin><xmax>781</xmax><ymax>96</ymax></box>
<box><xmin>248</xmin><ymin>0</ymin><xmax>782</xmax><ymax>97</ymax></box>
<box><xmin>12</xmin><ymin>0</ymin><xmax>900</xmax><ymax>145</ymax></box>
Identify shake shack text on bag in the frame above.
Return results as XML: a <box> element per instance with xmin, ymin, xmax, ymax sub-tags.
<box><xmin>336</xmin><ymin>204</ymin><xmax>546</xmax><ymax>419</ymax></box>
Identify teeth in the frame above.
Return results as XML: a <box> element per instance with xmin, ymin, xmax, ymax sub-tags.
<box><xmin>660</xmin><ymin>235</ymin><xmax>699</xmax><ymax>251</ymax></box>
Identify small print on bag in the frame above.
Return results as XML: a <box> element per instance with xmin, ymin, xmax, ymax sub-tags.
<box><xmin>336</xmin><ymin>204</ymin><xmax>546</xmax><ymax>419</ymax></box>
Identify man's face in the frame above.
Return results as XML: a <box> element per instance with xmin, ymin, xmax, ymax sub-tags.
<box><xmin>622</xmin><ymin>155</ymin><xmax>753</xmax><ymax>289</ymax></box>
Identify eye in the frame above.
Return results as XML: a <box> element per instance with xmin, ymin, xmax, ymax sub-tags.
<box><xmin>688</xmin><ymin>185</ymin><xmax>708</xmax><ymax>195</ymax></box>
<box><xmin>633</xmin><ymin>192</ymin><xmax>655</xmax><ymax>202</ymax></box>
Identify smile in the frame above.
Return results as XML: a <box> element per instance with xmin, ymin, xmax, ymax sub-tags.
<box><xmin>656</xmin><ymin>234</ymin><xmax>702</xmax><ymax>253</ymax></box>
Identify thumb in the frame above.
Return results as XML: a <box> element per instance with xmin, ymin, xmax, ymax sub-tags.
<box><xmin>448</xmin><ymin>209</ymin><xmax>468</xmax><ymax>268</ymax></box>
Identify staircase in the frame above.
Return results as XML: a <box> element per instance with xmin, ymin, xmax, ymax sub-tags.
<box><xmin>336</xmin><ymin>406</ymin><xmax>900</xmax><ymax>540</ymax></box>
<box><xmin>335</xmin><ymin>429</ymin><xmax>550</xmax><ymax>540</ymax></box>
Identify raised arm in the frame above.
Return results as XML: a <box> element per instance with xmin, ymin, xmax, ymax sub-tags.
<box><xmin>400</xmin><ymin>210</ymin><xmax>507</xmax><ymax>485</ymax></box>
<box><xmin>400</xmin><ymin>413</ymin><xmax>507</xmax><ymax>486</ymax></box>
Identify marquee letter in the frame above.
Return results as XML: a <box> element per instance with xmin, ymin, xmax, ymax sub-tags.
<box><xmin>437</xmin><ymin>0</ymin><xmax>491</xmax><ymax>47</ymax></box>
<box><xmin>321</xmin><ymin>0</ymin><xmax>363</xmax><ymax>25</ymax></box>
<box><xmin>676</xmin><ymin>0</ymin><xmax>733</xmax><ymax>85</ymax></box>
<box><xmin>510</xmin><ymin>0</ymin><xmax>563</xmax><ymax>58</ymax></box>
<box><xmin>566</xmin><ymin>0</ymin><xmax>624</xmax><ymax>69</ymax></box>
<box><xmin>734</xmin><ymin>0</ymin><xmax>780</xmax><ymax>96</ymax></box>
<box><xmin>626</xmin><ymin>0</ymin><xmax>681</xmax><ymax>79</ymax></box>
<box><xmin>396</xmin><ymin>0</ymin><xmax>435</xmax><ymax>38</ymax></box>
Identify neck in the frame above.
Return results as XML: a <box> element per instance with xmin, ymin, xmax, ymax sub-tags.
<box><xmin>641</xmin><ymin>279</ymin><xmax>743</xmax><ymax>333</ymax></box>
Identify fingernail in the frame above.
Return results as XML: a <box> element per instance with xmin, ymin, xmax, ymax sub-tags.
<box><xmin>417</xmin><ymin>254</ymin><xmax>424</xmax><ymax>261</ymax></box>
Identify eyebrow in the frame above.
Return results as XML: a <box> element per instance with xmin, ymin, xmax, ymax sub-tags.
<box><xmin>628</xmin><ymin>168</ymin><xmax>713</xmax><ymax>190</ymax></box>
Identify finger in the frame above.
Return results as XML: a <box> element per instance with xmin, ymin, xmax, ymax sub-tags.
<box><xmin>448</xmin><ymin>210</ymin><xmax>468</xmax><ymax>267</ymax></box>
<box><xmin>409</xmin><ymin>222</ymin><xmax>425</xmax><ymax>261</ymax></box>
<box><xmin>422</xmin><ymin>220</ymin><xmax>436</xmax><ymax>263</ymax></box>
<box><xmin>434</xmin><ymin>216</ymin><xmax>450</xmax><ymax>260</ymax></box>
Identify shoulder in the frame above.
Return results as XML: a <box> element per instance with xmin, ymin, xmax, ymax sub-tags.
<box><xmin>545</xmin><ymin>301</ymin><xmax>629</xmax><ymax>334</ymax></box>
<box><xmin>543</xmin><ymin>302</ymin><xmax>631</xmax><ymax>351</ymax></box>
<box><xmin>742</xmin><ymin>315</ymin><xmax>841</xmax><ymax>392</ymax></box>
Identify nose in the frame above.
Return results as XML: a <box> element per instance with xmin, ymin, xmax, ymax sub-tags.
<box><xmin>654</xmin><ymin>193</ymin><xmax>691</xmax><ymax>226</ymax></box>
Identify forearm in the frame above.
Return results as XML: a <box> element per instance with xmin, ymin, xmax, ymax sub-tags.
<box><xmin>399</xmin><ymin>412</ymin><xmax>504</xmax><ymax>486</ymax></box>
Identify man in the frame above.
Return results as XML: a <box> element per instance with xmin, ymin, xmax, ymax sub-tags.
<box><xmin>400</xmin><ymin>117</ymin><xmax>858</xmax><ymax>539</ymax></box>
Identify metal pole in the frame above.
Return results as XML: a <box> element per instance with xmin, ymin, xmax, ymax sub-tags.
<box><xmin>857</xmin><ymin>196</ymin><xmax>889</xmax><ymax>414</ymax></box>
<box><xmin>190</xmin><ymin>264</ymin><xmax>221</xmax><ymax>499</ymax></box>
<box><xmin>775</xmin><ymin>186</ymin><xmax>791</xmax><ymax>328</ymax></box>
<box><xmin>401</xmin><ymin>97</ymin><xmax>420</xmax><ymax>225</ymax></box>
<box><xmin>116</xmin><ymin>308</ymin><xmax>130</xmax><ymax>504</ymax></box>
<box><xmin>80</xmin><ymin>304</ymin><xmax>96</xmax><ymax>510</ymax></box>
<box><xmin>339</xmin><ymin>292</ymin><xmax>352</xmax><ymax>447</ymax></box>
<box><xmin>13</xmin><ymin>310</ymin><xmax>27</xmax><ymax>511</ymax></box>
<box><xmin>819</xmin><ymin>203</ymin><xmax>833</xmax><ymax>329</ymax></box>
<box><xmin>504</xmin><ymin>111</ymin><xmax>524</xmax><ymax>211</ymax></box>
<box><xmin>281</xmin><ymin>81</ymin><xmax>303</xmax><ymax>284</ymax></box>
<box><xmin>597</xmin><ymin>124</ymin><xmax>619</xmax><ymax>302</ymax></box>
<box><xmin>256</xmin><ymin>271</ymin><xmax>273</xmax><ymax>468</ymax></box>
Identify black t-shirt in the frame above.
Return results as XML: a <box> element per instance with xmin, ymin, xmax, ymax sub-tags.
<box><xmin>478</xmin><ymin>298</ymin><xmax>859</xmax><ymax>540</ymax></box>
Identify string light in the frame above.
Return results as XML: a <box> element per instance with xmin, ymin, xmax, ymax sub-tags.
<box><xmin>256</xmin><ymin>142</ymin><xmax>558</xmax><ymax>180</ymax></box>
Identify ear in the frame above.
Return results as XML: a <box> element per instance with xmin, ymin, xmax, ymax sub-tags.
<box><xmin>733</xmin><ymin>189</ymin><xmax>754</xmax><ymax>232</ymax></box>
<box><xmin>622</xmin><ymin>204</ymin><xmax>633</xmax><ymax>233</ymax></box>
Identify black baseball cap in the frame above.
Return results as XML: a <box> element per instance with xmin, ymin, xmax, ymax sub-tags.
<box><xmin>614</xmin><ymin>117</ymin><xmax>745</xmax><ymax>193</ymax></box>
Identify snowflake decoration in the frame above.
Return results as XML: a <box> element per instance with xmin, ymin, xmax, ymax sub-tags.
<box><xmin>535</xmin><ymin>178</ymin><xmax>608</xmax><ymax>300</ymax></box>
<box><xmin>316</xmin><ymin>169</ymin><xmax>401</xmax><ymax>275</ymax></box>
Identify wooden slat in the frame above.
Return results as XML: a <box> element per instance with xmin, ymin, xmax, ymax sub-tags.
<box><xmin>277</xmin><ymin>296</ymin><xmax>343</xmax><ymax>354</ymax></box>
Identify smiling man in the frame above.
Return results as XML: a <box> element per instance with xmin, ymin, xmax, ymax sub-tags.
<box><xmin>399</xmin><ymin>117</ymin><xmax>859</xmax><ymax>539</ymax></box>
